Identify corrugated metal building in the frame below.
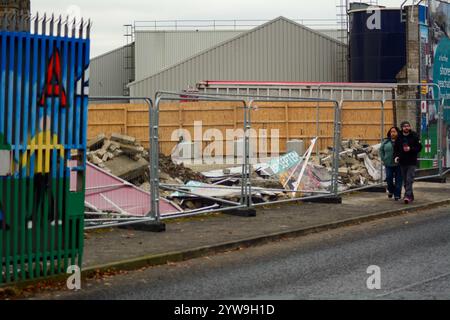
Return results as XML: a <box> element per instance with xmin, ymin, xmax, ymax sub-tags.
<box><xmin>135</xmin><ymin>30</ymin><xmax>244</xmax><ymax>81</ymax></box>
<box><xmin>129</xmin><ymin>17</ymin><xmax>348</xmax><ymax>98</ymax></box>
<box><xmin>90</xmin><ymin>43</ymin><xmax>135</xmax><ymax>98</ymax></box>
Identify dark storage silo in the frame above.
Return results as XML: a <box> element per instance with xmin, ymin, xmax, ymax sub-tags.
<box><xmin>349</xmin><ymin>8</ymin><xmax>406</xmax><ymax>83</ymax></box>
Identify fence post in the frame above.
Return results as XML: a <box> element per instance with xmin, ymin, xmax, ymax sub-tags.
<box><xmin>380</xmin><ymin>99</ymin><xmax>386</xmax><ymax>185</ymax></box>
<box><xmin>145</xmin><ymin>97</ymin><xmax>165</xmax><ymax>231</ymax></box>
<box><xmin>332</xmin><ymin>100</ymin><xmax>343</xmax><ymax>197</ymax></box>
<box><xmin>438</xmin><ymin>98</ymin><xmax>444</xmax><ymax>178</ymax></box>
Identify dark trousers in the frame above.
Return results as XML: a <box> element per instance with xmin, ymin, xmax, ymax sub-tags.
<box><xmin>400</xmin><ymin>165</ymin><xmax>416</xmax><ymax>200</ymax></box>
<box><xmin>386</xmin><ymin>166</ymin><xmax>403</xmax><ymax>199</ymax></box>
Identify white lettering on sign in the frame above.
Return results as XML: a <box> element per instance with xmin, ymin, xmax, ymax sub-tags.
<box><xmin>366</xmin><ymin>7</ymin><xmax>381</xmax><ymax>30</ymax></box>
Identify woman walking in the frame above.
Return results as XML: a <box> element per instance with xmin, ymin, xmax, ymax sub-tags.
<box><xmin>380</xmin><ymin>127</ymin><xmax>403</xmax><ymax>201</ymax></box>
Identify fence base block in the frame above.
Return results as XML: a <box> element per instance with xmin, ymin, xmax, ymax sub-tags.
<box><xmin>360</xmin><ymin>186</ymin><xmax>387</xmax><ymax>193</ymax></box>
<box><xmin>302</xmin><ymin>196</ymin><xmax>342</xmax><ymax>204</ymax></box>
<box><xmin>119</xmin><ymin>221</ymin><xmax>166</xmax><ymax>232</ymax></box>
<box><xmin>418</xmin><ymin>176</ymin><xmax>447</xmax><ymax>183</ymax></box>
<box><xmin>225</xmin><ymin>208</ymin><xmax>257</xmax><ymax>217</ymax></box>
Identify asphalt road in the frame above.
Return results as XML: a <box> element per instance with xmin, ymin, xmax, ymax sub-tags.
<box><xmin>42</xmin><ymin>205</ymin><xmax>450</xmax><ymax>300</ymax></box>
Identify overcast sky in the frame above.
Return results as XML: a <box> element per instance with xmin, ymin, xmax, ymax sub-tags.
<box><xmin>31</xmin><ymin>0</ymin><xmax>404</xmax><ymax>57</ymax></box>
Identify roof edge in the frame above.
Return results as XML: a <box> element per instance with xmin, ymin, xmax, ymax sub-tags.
<box><xmin>128</xmin><ymin>16</ymin><xmax>346</xmax><ymax>88</ymax></box>
<box><xmin>92</xmin><ymin>42</ymin><xmax>134</xmax><ymax>62</ymax></box>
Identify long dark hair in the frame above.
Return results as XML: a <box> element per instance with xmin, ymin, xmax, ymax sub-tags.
<box><xmin>387</xmin><ymin>126</ymin><xmax>401</xmax><ymax>139</ymax></box>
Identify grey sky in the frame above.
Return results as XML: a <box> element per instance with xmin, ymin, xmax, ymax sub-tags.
<box><xmin>31</xmin><ymin>0</ymin><xmax>404</xmax><ymax>57</ymax></box>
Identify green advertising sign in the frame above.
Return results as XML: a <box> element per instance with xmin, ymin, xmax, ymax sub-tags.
<box><xmin>434</xmin><ymin>37</ymin><xmax>450</xmax><ymax>123</ymax></box>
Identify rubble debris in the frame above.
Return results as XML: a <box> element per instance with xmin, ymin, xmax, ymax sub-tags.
<box><xmin>319</xmin><ymin>140</ymin><xmax>383</xmax><ymax>188</ymax></box>
<box><xmin>87</xmin><ymin>133</ymin><xmax>206</xmax><ymax>188</ymax></box>
<box><xmin>100</xmin><ymin>156</ymin><xmax>149</xmax><ymax>182</ymax></box>
<box><xmin>254</xmin><ymin>142</ymin><xmax>331</xmax><ymax>196</ymax></box>
<box><xmin>169</xmin><ymin>181</ymin><xmax>281</xmax><ymax>206</ymax></box>
<box><xmin>110</xmin><ymin>133</ymin><xmax>136</xmax><ymax>145</ymax></box>
<box><xmin>87</xmin><ymin>133</ymin><xmax>106</xmax><ymax>150</ymax></box>
<box><xmin>87</xmin><ymin>133</ymin><xmax>384</xmax><ymax>213</ymax></box>
<box><xmin>158</xmin><ymin>153</ymin><xmax>206</xmax><ymax>183</ymax></box>
<box><xmin>117</xmin><ymin>143</ymin><xmax>145</xmax><ymax>156</ymax></box>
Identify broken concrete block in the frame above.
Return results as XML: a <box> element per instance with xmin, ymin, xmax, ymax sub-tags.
<box><xmin>96</xmin><ymin>149</ymin><xmax>107</xmax><ymax>158</ymax></box>
<box><xmin>95</xmin><ymin>140</ymin><xmax>112</xmax><ymax>158</ymax></box>
<box><xmin>132</xmin><ymin>154</ymin><xmax>142</xmax><ymax>161</ymax></box>
<box><xmin>108</xmin><ymin>142</ymin><xmax>120</xmax><ymax>152</ymax></box>
<box><xmin>102</xmin><ymin>153</ymin><xmax>110</xmax><ymax>162</ymax></box>
<box><xmin>113</xmin><ymin>149</ymin><xmax>123</xmax><ymax>157</ymax></box>
<box><xmin>117</xmin><ymin>143</ymin><xmax>145</xmax><ymax>156</ymax></box>
<box><xmin>111</xmin><ymin>133</ymin><xmax>136</xmax><ymax>145</ymax></box>
<box><xmin>87</xmin><ymin>134</ymin><xmax>106</xmax><ymax>150</ymax></box>
<box><xmin>338</xmin><ymin>168</ymin><xmax>349</xmax><ymax>176</ymax></box>
<box><xmin>86</xmin><ymin>153</ymin><xmax>94</xmax><ymax>162</ymax></box>
<box><xmin>91</xmin><ymin>155</ymin><xmax>103</xmax><ymax>165</ymax></box>
<box><xmin>103</xmin><ymin>155</ymin><xmax>149</xmax><ymax>181</ymax></box>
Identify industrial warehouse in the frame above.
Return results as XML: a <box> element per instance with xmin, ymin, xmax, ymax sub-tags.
<box><xmin>1</xmin><ymin>0</ymin><xmax>450</xmax><ymax>302</ymax></box>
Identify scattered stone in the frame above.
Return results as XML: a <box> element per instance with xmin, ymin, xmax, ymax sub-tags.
<box><xmin>102</xmin><ymin>155</ymin><xmax>149</xmax><ymax>182</ymax></box>
<box><xmin>117</xmin><ymin>143</ymin><xmax>145</xmax><ymax>156</ymax></box>
<box><xmin>87</xmin><ymin>134</ymin><xmax>106</xmax><ymax>150</ymax></box>
<box><xmin>90</xmin><ymin>155</ymin><xmax>103</xmax><ymax>165</ymax></box>
<box><xmin>88</xmin><ymin>133</ymin><xmax>206</xmax><ymax>188</ymax></box>
<box><xmin>111</xmin><ymin>133</ymin><xmax>136</xmax><ymax>145</ymax></box>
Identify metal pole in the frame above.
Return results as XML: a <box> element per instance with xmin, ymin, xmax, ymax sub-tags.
<box><xmin>316</xmin><ymin>87</ymin><xmax>322</xmax><ymax>157</ymax></box>
<box><xmin>245</xmin><ymin>100</ymin><xmax>253</xmax><ymax>208</ymax></box>
<box><xmin>438</xmin><ymin>98</ymin><xmax>444</xmax><ymax>177</ymax></box>
<box><xmin>159</xmin><ymin>185</ymin><xmax>242</xmax><ymax>206</ymax></box>
<box><xmin>151</xmin><ymin>97</ymin><xmax>161</xmax><ymax>222</ymax></box>
<box><xmin>332</xmin><ymin>100</ymin><xmax>343</xmax><ymax>196</ymax></box>
<box><xmin>380</xmin><ymin>99</ymin><xmax>385</xmax><ymax>184</ymax></box>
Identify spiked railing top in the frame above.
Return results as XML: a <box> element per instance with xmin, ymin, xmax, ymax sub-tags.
<box><xmin>0</xmin><ymin>12</ymin><xmax>92</xmax><ymax>39</ymax></box>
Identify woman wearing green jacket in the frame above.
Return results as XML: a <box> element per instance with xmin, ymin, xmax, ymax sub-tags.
<box><xmin>380</xmin><ymin>127</ymin><xmax>403</xmax><ymax>201</ymax></box>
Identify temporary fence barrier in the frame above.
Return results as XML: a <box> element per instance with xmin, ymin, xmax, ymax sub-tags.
<box><xmin>82</xmin><ymin>89</ymin><xmax>449</xmax><ymax>233</ymax></box>
<box><xmin>150</xmin><ymin>91</ymin><xmax>342</xmax><ymax>218</ymax></box>
<box><xmin>86</xmin><ymin>101</ymin><xmax>393</xmax><ymax>155</ymax></box>
<box><xmin>84</xmin><ymin>96</ymin><xmax>164</xmax><ymax>230</ymax></box>
<box><xmin>155</xmin><ymin>92</ymin><xmax>253</xmax><ymax>217</ymax></box>
<box><xmin>83</xmin><ymin>82</ymin><xmax>449</xmax><ymax>229</ymax></box>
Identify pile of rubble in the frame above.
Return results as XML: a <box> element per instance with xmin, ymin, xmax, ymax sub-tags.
<box><xmin>320</xmin><ymin>140</ymin><xmax>382</xmax><ymax>188</ymax></box>
<box><xmin>87</xmin><ymin>133</ymin><xmax>205</xmax><ymax>188</ymax></box>
<box><xmin>87</xmin><ymin>134</ymin><xmax>384</xmax><ymax>211</ymax></box>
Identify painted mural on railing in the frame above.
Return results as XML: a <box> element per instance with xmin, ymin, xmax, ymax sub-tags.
<box><xmin>0</xmin><ymin>14</ymin><xmax>90</xmax><ymax>284</ymax></box>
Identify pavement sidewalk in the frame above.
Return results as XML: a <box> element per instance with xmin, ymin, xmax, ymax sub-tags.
<box><xmin>82</xmin><ymin>181</ymin><xmax>450</xmax><ymax>272</ymax></box>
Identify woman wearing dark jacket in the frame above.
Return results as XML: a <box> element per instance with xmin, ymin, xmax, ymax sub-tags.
<box><xmin>380</xmin><ymin>127</ymin><xmax>403</xmax><ymax>201</ymax></box>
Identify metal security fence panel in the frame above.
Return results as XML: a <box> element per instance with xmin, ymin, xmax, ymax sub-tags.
<box><xmin>148</xmin><ymin>92</ymin><xmax>341</xmax><ymax>220</ymax></box>
<box><xmin>0</xmin><ymin>16</ymin><xmax>91</xmax><ymax>284</ymax></box>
